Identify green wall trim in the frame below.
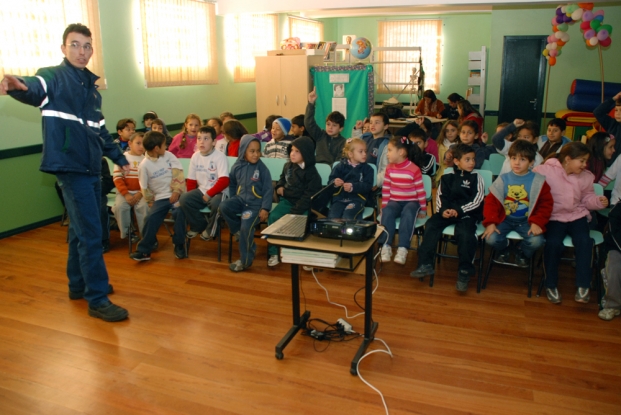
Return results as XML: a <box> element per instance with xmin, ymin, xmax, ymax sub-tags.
<box><xmin>0</xmin><ymin>216</ymin><xmax>62</xmax><ymax>240</ymax></box>
<box><xmin>0</xmin><ymin>144</ymin><xmax>43</xmax><ymax>160</ymax></box>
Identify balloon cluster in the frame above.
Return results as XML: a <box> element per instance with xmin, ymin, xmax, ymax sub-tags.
<box><xmin>543</xmin><ymin>3</ymin><xmax>613</xmax><ymax>66</ymax></box>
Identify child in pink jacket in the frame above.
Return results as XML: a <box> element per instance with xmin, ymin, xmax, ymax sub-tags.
<box><xmin>533</xmin><ymin>142</ymin><xmax>608</xmax><ymax>305</ymax></box>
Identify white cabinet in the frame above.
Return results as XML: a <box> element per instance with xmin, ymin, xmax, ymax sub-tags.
<box><xmin>255</xmin><ymin>52</ymin><xmax>324</xmax><ymax>127</ymax></box>
<box><xmin>467</xmin><ymin>46</ymin><xmax>487</xmax><ymax>112</ymax></box>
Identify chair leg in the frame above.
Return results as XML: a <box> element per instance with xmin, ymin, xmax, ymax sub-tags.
<box><xmin>228</xmin><ymin>231</ymin><xmax>233</xmax><ymax>263</ymax></box>
<box><xmin>476</xmin><ymin>241</ymin><xmax>485</xmax><ymax>293</ymax></box>
<box><xmin>527</xmin><ymin>253</ymin><xmax>535</xmax><ymax>298</ymax></box>
<box><xmin>536</xmin><ymin>252</ymin><xmax>546</xmax><ymax>297</ymax></box>
<box><xmin>483</xmin><ymin>247</ymin><xmax>495</xmax><ymax>290</ymax></box>
<box><xmin>217</xmin><ymin>222</ymin><xmax>222</xmax><ymax>262</ymax></box>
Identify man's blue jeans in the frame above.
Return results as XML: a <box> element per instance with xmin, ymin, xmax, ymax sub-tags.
<box><xmin>56</xmin><ymin>173</ymin><xmax>110</xmax><ymax>307</ymax></box>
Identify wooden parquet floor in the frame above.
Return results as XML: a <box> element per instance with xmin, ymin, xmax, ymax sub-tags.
<box><xmin>0</xmin><ymin>223</ymin><xmax>620</xmax><ymax>415</ymax></box>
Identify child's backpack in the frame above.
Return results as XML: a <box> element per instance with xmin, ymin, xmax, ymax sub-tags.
<box><xmin>601</xmin><ymin>250</ymin><xmax>621</xmax><ymax>310</ymax></box>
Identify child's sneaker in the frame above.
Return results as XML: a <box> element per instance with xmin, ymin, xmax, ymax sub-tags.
<box><xmin>200</xmin><ymin>229</ymin><xmax>214</xmax><ymax>241</ymax></box>
<box><xmin>456</xmin><ymin>270</ymin><xmax>471</xmax><ymax>292</ymax></box>
<box><xmin>186</xmin><ymin>230</ymin><xmax>199</xmax><ymax>239</ymax></box>
<box><xmin>410</xmin><ymin>264</ymin><xmax>434</xmax><ymax>279</ymax></box>
<box><xmin>545</xmin><ymin>287</ymin><xmax>562</xmax><ymax>304</ymax></box>
<box><xmin>495</xmin><ymin>248</ymin><xmax>510</xmax><ymax>263</ymax></box>
<box><xmin>393</xmin><ymin>247</ymin><xmax>408</xmax><ymax>264</ymax></box>
<box><xmin>174</xmin><ymin>244</ymin><xmax>187</xmax><ymax>259</ymax></box>
<box><xmin>268</xmin><ymin>255</ymin><xmax>280</xmax><ymax>267</ymax></box>
<box><xmin>380</xmin><ymin>245</ymin><xmax>392</xmax><ymax>262</ymax></box>
<box><xmin>598</xmin><ymin>308</ymin><xmax>621</xmax><ymax>321</ymax></box>
<box><xmin>229</xmin><ymin>260</ymin><xmax>248</xmax><ymax>272</ymax></box>
<box><xmin>129</xmin><ymin>251</ymin><xmax>151</xmax><ymax>261</ymax></box>
<box><xmin>515</xmin><ymin>250</ymin><xmax>528</xmax><ymax>267</ymax></box>
<box><xmin>574</xmin><ymin>287</ymin><xmax>590</xmax><ymax>303</ymax></box>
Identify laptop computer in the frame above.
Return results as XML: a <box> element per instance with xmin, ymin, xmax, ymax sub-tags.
<box><xmin>261</xmin><ymin>182</ymin><xmax>334</xmax><ymax>241</ymax></box>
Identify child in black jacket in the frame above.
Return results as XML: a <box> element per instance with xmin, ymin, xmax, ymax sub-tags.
<box><xmin>410</xmin><ymin>143</ymin><xmax>485</xmax><ymax>292</ymax></box>
<box><xmin>267</xmin><ymin>136</ymin><xmax>323</xmax><ymax>266</ymax></box>
<box><xmin>327</xmin><ymin>138</ymin><xmax>374</xmax><ymax>220</ymax></box>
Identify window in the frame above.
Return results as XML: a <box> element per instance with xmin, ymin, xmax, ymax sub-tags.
<box><xmin>288</xmin><ymin>16</ymin><xmax>323</xmax><ymax>43</ymax></box>
<box><xmin>377</xmin><ymin>20</ymin><xmax>442</xmax><ymax>94</ymax></box>
<box><xmin>0</xmin><ymin>0</ymin><xmax>106</xmax><ymax>88</ymax></box>
<box><xmin>225</xmin><ymin>14</ymin><xmax>278</xmax><ymax>83</ymax></box>
<box><xmin>140</xmin><ymin>0</ymin><xmax>217</xmax><ymax>87</ymax></box>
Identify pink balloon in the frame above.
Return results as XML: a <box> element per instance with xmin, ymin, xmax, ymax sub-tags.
<box><xmin>593</xmin><ymin>9</ymin><xmax>605</xmax><ymax>16</ymax></box>
<box><xmin>600</xmin><ymin>37</ymin><xmax>612</xmax><ymax>47</ymax></box>
<box><xmin>552</xmin><ymin>16</ymin><xmax>559</xmax><ymax>26</ymax></box>
<box><xmin>548</xmin><ymin>35</ymin><xmax>556</xmax><ymax>43</ymax></box>
<box><xmin>584</xmin><ymin>29</ymin><xmax>595</xmax><ymax>39</ymax></box>
<box><xmin>582</xmin><ymin>10</ymin><xmax>593</xmax><ymax>21</ymax></box>
<box><xmin>549</xmin><ymin>49</ymin><xmax>558</xmax><ymax>57</ymax></box>
<box><xmin>597</xmin><ymin>29</ymin><xmax>609</xmax><ymax>41</ymax></box>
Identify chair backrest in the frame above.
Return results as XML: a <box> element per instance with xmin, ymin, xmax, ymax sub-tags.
<box><xmin>315</xmin><ymin>163</ymin><xmax>332</xmax><ymax>185</ymax></box>
<box><xmin>105</xmin><ymin>157</ymin><xmax>115</xmax><ymax>174</ymax></box>
<box><xmin>594</xmin><ymin>183</ymin><xmax>604</xmax><ymax>196</ymax></box>
<box><xmin>480</xmin><ymin>159</ymin><xmax>492</xmax><ymax>172</ymax></box>
<box><xmin>605</xmin><ymin>179</ymin><xmax>615</xmax><ymax>191</ymax></box>
<box><xmin>442</xmin><ymin>167</ymin><xmax>492</xmax><ymax>195</ymax></box>
<box><xmin>260</xmin><ymin>157</ymin><xmax>288</xmax><ymax>181</ymax></box>
<box><xmin>227</xmin><ymin>156</ymin><xmax>237</xmax><ymax>170</ymax></box>
<box><xmin>488</xmin><ymin>153</ymin><xmax>505</xmax><ymax>176</ymax></box>
<box><xmin>179</xmin><ymin>157</ymin><xmax>191</xmax><ymax>176</ymax></box>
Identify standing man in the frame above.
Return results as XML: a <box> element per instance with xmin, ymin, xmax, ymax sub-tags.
<box><xmin>1</xmin><ymin>23</ymin><xmax>129</xmax><ymax>322</ymax></box>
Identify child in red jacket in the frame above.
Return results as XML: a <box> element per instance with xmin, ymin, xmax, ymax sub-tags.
<box><xmin>482</xmin><ymin>140</ymin><xmax>554</xmax><ymax>266</ymax></box>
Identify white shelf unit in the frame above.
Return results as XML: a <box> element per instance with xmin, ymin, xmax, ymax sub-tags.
<box><xmin>467</xmin><ymin>46</ymin><xmax>487</xmax><ymax>112</ymax></box>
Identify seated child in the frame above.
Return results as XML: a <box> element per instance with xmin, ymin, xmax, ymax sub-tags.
<box><xmin>408</xmin><ymin>129</ymin><xmax>437</xmax><ymax>176</ymax></box>
<box><xmin>142</xmin><ymin>111</ymin><xmax>158</xmax><ymax>131</ymax></box>
<box><xmin>599</xmin><ymin>205</ymin><xmax>621</xmax><ymax>321</ymax></box>
<box><xmin>263</xmin><ymin>117</ymin><xmax>293</xmax><ymax>159</ymax></box>
<box><xmin>379</xmin><ymin>137</ymin><xmax>428</xmax><ymax>265</ymax></box>
<box><xmin>410</xmin><ymin>143</ymin><xmax>485</xmax><ymax>292</ymax></box>
<box><xmin>206</xmin><ymin>117</ymin><xmax>225</xmax><ymax>141</ymax></box>
<box><xmin>267</xmin><ymin>136</ymin><xmax>323</xmax><ymax>266</ymax></box>
<box><xmin>588</xmin><ymin>132</ymin><xmax>616</xmax><ymax>183</ymax></box>
<box><xmin>114</xmin><ymin>118</ymin><xmax>136</xmax><ymax>151</ymax></box>
<box><xmin>150</xmin><ymin>118</ymin><xmax>172</xmax><ymax>147</ymax></box>
<box><xmin>290</xmin><ymin>114</ymin><xmax>307</xmax><ymax>138</ymax></box>
<box><xmin>538</xmin><ymin>118</ymin><xmax>570</xmax><ymax>159</ymax></box>
<box><xmin>220</xmin><ymin>111</ymin><xmax>235</xmax><ymax>124</ymax></box>
<box><xmin>533</xmin><ymin>142</ymin><xmax>608</xmax><ymax>304</ymax></box>
<box><xmin>219</xmin><ymin>135</ymin><xmax>273</xmax><ymax>272</ymax></box>
<box><xmin>252</xmin><ymin>114</ymin><xmax>281</xmax><ymax>143</ymax></box>
<box><xmin>129</xmin><ymin>131</ymin><xmax>187</xmax><ymax>261</ymax></box>
<box><xmin>439</xmin><ymin>93</ymin><xmax>464</xmax><ymax>120</ymax></box>
<box><xmin>492</xmin><ymin>119</ymin><xmax>543</xmax><ymax>175</ymax></box>
<box><xmin>599</xmin><ymin>134</ymin><xmax>621</xmax><ymax>207</ymax></box>
<box><xmin>180</xmin><ymin>126</ymin><xmax>230</xmax><ymax>241</ymax></box>
<box><xmin>169</xmin><ymin>113</ymin><xmax>201</xmax><ymax>158</ymax></box>
<box><xmin>113</xmin><ymin>132</ymin><xmax>148</xmax><ymax>242</ymax></box>
<box><xmin>305</xmin><ymin>87</ymin><xmax>346</xmax><ymax>166</ymax></box>
<box><xmin>353</xmin><ymin>112</ymin><xmax>390</xmax><ymax>169</ymax></box>
<box><xmin>221</xmin><ymin>119</ymin><xmax>248</xmax><ymax>157</ymax></box>
<box><xmin>482</xmin><ymin>140</ymin><xmax>553</xmax><ymax>266</ymax></box>
<box><xmin>593</xmin><ymin>91</ymin><xmax>621</xmax><ymax>161</ymax></box>
<box><xmin>328</xmin><ymin>138</ymin><xmax>373</xmax><ymax>220</ymax></box>
<box><xmin>435</xmin><ymin>120</ymin><xmax>459</xmax><ymax>185</ymax></box>
<box><xmin>395</xmin><ymin>118</ymin><xmax>439</xmax><ymax>161</ymax></box>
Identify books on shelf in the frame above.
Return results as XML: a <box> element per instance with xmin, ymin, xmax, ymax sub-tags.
<box><xmin>281</xmin><ymin>248</ymin><xmax>341</xmax><ymax>268</ymax></box>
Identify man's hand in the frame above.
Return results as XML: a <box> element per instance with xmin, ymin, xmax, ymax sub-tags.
<box><xmin>169</xmin><ymin>192</ymin><xmax>180</xmax><ymax>204</ymax></box>
<box><xmin>259</xmin><ymin>209</ymin><xmax>269</xmax><ymax>222</ymax></box>
<box><xmin>482</xmin><ymin>224</ymin><xmax>500</xmax><ymax>240</ymax></box>
<box><xmin>613</xmin><ymin>91</ymin><xmax>621</xmax><ymax>101</ymax></box>
<box><xmin>0</xmin><ymin>75</ymin><xmax>28</xmax><ymax>95</ymax></box>
<box><xmin>277</xmin><ymin>187</ymin><xmax>284</xmax><ymax>196</ymax></box>
<box><xmin>308</xmin><ymin>87</ymin><xmax>317</xmax><ymax>104</ymax></box>
<box><xmin>513</xmin><ymin>119</ymin><xmax>525</xmax><ymax>127</ymax></box>
<box><xmin>343</xmin><ymin>183</ymin><xmax>353</xmax><ymax>192</ymax></box>
<box><xmin>528</xmin><ymin>223</ymin><xmax>543</xmax><ymax>236</ymax></box>
<box><xmin>122</xmin><ymin>164</ymin><xmax>131</xmax><ymax>174</ymax></box>
<box><xmin>354</xmin><ymin>120</ymin><xmax>363</xmax><ymax>130</ymax></box>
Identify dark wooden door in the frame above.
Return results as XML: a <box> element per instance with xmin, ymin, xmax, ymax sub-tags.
<box><xmin>498</xmin><ymin>36</ymin><xmax>547</xmax><ymax>127</ymax></box>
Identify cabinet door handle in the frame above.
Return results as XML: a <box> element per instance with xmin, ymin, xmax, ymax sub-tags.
<box><xmin>284</xmin><ymin>95</ymin><xmax>287</xmax><ymax>106</ymax></box>
<box><xmin>529</xmin><ymin>98</ymin><xmax>537</xmax><ymax>110</ymax></box>
<box><xmin>276</xmin><ymin>95</ymin><xmax>279</xmax><ymax>105</ymax></box>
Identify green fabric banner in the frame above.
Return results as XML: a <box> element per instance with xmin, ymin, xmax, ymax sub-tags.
<box><xmin>311</xmin><ymin>65</ymin><xmax>374</xmax><ymax>138</ymax></box>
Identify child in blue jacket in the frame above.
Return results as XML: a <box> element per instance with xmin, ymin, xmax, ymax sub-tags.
<box><xmin>219</xmin><ymin>135</ymin><xmax>273</xmax><ymax>272</ymax></box>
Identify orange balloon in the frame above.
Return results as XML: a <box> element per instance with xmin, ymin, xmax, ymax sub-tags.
<box><xmin>578</xmin><ymin>3</ymin><xmax>594</xmax><ymax>11</ymax></box>
<box><xmin>549</xmin><ymin>57</ymin><xmax>557</xmax><ymax>66</ymax></box>
<box><xmin>552</xmin><ymin>26</ymin><xmax>559</xmax><ymax>32</ymax></box>
<box><xmin>556</xmin><ymin>40</ymin><xmax>566</xmax><ymax>46</ymax></box>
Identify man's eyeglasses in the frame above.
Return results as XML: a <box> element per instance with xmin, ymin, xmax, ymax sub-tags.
<box><xmin>66</xmin><ymin>42</ymin><xmax>93</xmax><ymax>52</ymax></box>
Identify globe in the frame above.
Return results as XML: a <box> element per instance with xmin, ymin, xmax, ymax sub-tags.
<box><xmin>350</xmin><ymin>37</ymin><xmax>372</xmax><ymax>60</ymax></box>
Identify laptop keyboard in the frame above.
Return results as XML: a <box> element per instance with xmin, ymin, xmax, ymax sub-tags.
<box><xmin>273</xmin><ymin>215</ymin><xmax>307</xmax><ymax>236</ymax></box>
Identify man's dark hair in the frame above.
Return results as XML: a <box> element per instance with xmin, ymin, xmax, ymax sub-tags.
<box><xmin>452</xmin><ymin>143</ymin><xmax>475</xmax><ymax>160</ymax></box>
<box><xmin>143</xmin><ymin>131</ymin><xmax>166</xmax><ymax>151</ymax></box>
<box><xmin>63</xmin><ymin>23</ymin><xmax>92</xmax><ymax>45</ymax></box>
<box><xmin>508</xmin><ymin>139</ymin><xmax>537</xmax><ymax>162</ymax></box>
<box><xmin>116</xmin><ymin>118</ymin><xmax>136</xmax><ymax>132</ymax></box>
<box><xmin>547</xmin><ymin>118</ymin><xmax>566</xmax><ymax>132</ymax></box>
<box><xmin>199</xmin><ymin>125</ymin><xmax>217</xmax><ymax>139</ymax></box>
<box><xmin>326</xmin><ymin>111</ymin><xmax>345</xmax><ymax>128</ymax></box>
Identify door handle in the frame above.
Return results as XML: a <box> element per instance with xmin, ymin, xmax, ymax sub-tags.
<box><xmin>529</xmin><ymin>98</ymin><xmax>537</xmax><ymax>110</ymax></box>
<box><xmin>284</xmin><ymin>95</ymin><xmax>287</xmax><ymax>106</ymax></box>
<box><xmin>276</xmin><ymin>95</ymin><xmax>279</xmax><ymax>105</ymax></box>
